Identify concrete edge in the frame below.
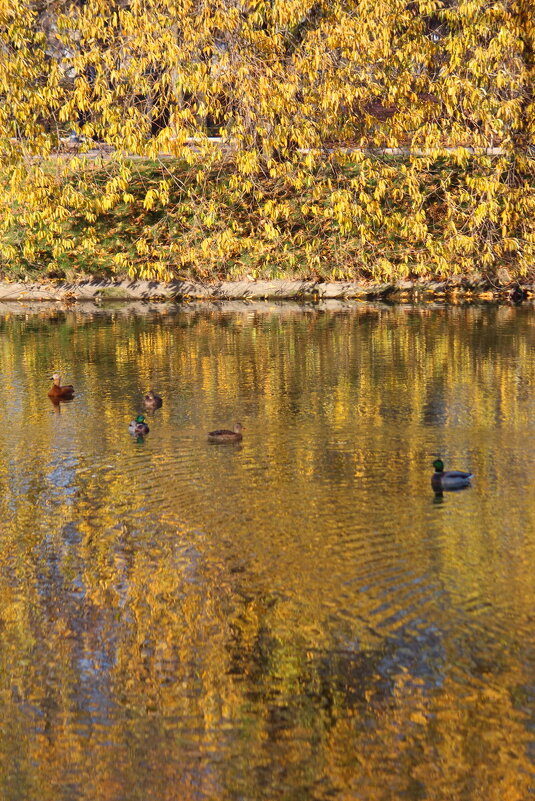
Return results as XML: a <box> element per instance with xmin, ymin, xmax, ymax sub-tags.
<box><xmin>0</xmin><ymin>277</ymin><xmax>532</xmax><ymax>302</ymax></box>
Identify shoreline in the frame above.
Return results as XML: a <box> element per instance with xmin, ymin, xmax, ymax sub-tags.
<box><xmin>0</xmin><ymin>277</ymin><xmax>532</xmax><ymax>304</ymax></box>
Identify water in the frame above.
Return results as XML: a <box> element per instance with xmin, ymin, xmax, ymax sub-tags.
<box><xmin>0</xmin><ymin>300</ymin><xmax>534</xmax><ymax>800</ymax></box>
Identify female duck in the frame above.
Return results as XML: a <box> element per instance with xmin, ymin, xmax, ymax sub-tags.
<box><xmin>432</xmin><ymin>458</ymin><xmax>473</xmax><ymax>491</ymax></box>
<box><xmin>207</xmin><ymin>423</ymin><xmax>243</xmax><ymax>442</ymax></box>
<box><xmin>129</xmin><ymin>415</ymin><xmax>150</xmax><ymax>435</ymax></box>
<box><xmin>143</xmin><ymin>390</ymin><xmax>163</xmax><ymax>409</ymax></box>
<box><xmin>48</xmin><ymin>373</ymin><xmax>74</xmax><ymax>400</ymax></box>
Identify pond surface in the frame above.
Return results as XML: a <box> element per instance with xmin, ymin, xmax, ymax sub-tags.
<box><xmin>0</xmin><ymin>300</ymin><xmax>534</xmax><ymax>801</ymax></box>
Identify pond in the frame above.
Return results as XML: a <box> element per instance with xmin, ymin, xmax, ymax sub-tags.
<box><xmin>0</xmin><ymin>299</ymin><xmax>534</xmax><ymax>801</ymax></box>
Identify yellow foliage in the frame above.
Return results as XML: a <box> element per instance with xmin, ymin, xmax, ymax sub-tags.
<box><xmin>0</xmin><ymin>0</ymin><xmax>533</xmax><ymax>279</ymax></box>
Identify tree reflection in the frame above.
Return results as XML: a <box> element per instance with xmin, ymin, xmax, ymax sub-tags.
<box><xmin>0</xmin><ymin>302</ymin><xmax>533</xmax><ymax>800</ymax></box>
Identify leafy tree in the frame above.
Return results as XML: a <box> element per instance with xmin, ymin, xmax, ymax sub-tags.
<box><xmin>0</xmin><ymin>0</ymin><xmax>533</xmax><ymax>280</ymax></box>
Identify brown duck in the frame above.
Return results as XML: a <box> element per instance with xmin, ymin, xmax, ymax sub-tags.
<box><xmin>48</xmin><ymin>373</ymin><xmax>75</xmax><ymax>400</ymax></box>
<box><xmin>207</xmin><ymin>423</ymin><xmax>244</xmax><ymax>442</ymax></box>
<box><xmin>142</xmin><ymin>390</ymin><xmax>163</xmax><ymax>409</ymax></box>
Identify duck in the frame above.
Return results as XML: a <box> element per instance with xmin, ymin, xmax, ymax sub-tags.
<box><xmin>207</xmin><ymin>423</ymin><xmax>243</xmax><ymax>442</ymax></box>
<box><xmin>431</xmin><ymin>458</ymin><xmax>473</xmax><ymax>491</ymax></box>
<box><xmin>48</xmin><ymin>372</ymin><xmax>75</xmax><ymax>400</ymax></box>
<box><xmin>509</xmin><ymin>284</ymin><xmax>527</xmax><ymax>304</ymax></box>
<box><xmin>129</xmin><ymin>415</ymin><xmax>150</xmax><ymax>435</ymax></box>
<box><xmin>142</xmin><ymin>390</ymin><xmax>163</xmax><ymax>409</ymax></box>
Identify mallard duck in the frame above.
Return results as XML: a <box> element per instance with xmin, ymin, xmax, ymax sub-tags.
<box><xmin>129</xmin><ymin>415</ymin><xmax>150</xmax><ymax>435</ymax></box>
<box><xmin>142</xmin><ymin>390</ymin><xmax>163</xmax><ymax>409</ymax></box>
<box><xmin>48</xmin><ymin>373</ymin><xmax>74</xmax><ymax>400</ymax></box>
<box><xmin>207</xmin><ymin>423</ymin><xmax>243</xmax><ymax>442</ymax></box>
<box><xmin>431</xmin><ymin>458</ymin><xmax>473</xmax><ymax>491</ymax></box>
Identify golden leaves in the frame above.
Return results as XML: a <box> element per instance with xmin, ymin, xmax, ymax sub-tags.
<box><xmin>0</xmin><ymin>0</ymin><xmax>533</xmax><ymax>280</ymax></box>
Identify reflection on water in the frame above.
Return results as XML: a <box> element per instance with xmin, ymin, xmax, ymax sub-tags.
<box><xmin>0</xmin><ymin>300</ymin><xmax>534</xmax><ymax>800</ymax></box>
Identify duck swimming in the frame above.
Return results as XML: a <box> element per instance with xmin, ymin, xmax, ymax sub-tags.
<box><xmin>207</xmin><ymin>423</ymin><xmax>243</xmax><ymax>442</ymax></box>
<box><xmin>48</xmin><ymin>373</ymin><xmax>75</xmax><ymax>400</ymax></box>
<box><xmin>431</xmin><ymin>458</ymin><xmax>473</xmax><ymax>491</ymax></box>
<box><xmin>142</xmin><ymin>390</ymin><xmax>163</xmax><ymax>409</ymax></box>
<box><xmin>129</xmin><ymin>415</ymin><xmax>150</xmax><ymax>435</ymax></box>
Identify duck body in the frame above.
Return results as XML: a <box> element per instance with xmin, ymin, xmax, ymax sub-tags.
<box><xmin>509</xmin><ymin>284</ymin><xmax>527</xmax><ymax>304</ymax></box>
<box><xmin>207</xmin><ymin>423</ymin><xmax>243</xmax><ymax>442</ymax></box>
<box><xmin>431</xmin><ymin>459</ymin><xmax>473</xmax><ymax>491</ymax></box>
<box><xmin>48</xmin><ymin>373</ymin><xmax>74</xmax><ymax>400</ymax></box>
<box><xmin>129</xmin><ymin>415</ymin><xmax>150</xmax><ymax>435</ymax></box>
<box><xmin>143</xmin><ymin>390</ymin><xmax>163</xmax><ymax>409</ymax></box>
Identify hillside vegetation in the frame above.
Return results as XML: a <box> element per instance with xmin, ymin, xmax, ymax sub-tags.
<box><xmin>0</xmin><ymin>0</ymin><xmax>533</xmax><ymax>282</ymax></box>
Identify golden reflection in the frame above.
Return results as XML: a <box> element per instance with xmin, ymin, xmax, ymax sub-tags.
<box><xmin>0</xmin><ymin>302</ymin><xmax>534</xmax><ymax>799</ymax></box>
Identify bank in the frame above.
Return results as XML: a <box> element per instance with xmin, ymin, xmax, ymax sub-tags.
<box><xmin>0</xmin><ymin>277</ymin><xmax>532</xmax><ymax>304</ymax></box>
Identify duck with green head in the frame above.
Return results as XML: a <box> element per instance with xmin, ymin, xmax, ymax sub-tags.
<box><xmin>432</xmin><ymin>458</ymin><xmax>473</xmax><ymax>491</ymax></box>
<box><xmin>129</xmin><ymin>415</ymin><xmax>150</xmax><ymax>435</ymax></box>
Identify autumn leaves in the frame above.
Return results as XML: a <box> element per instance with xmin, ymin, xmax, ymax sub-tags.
<box><xmin>0</xmin><ymin>0</ymin><xmax>533</xmax><ymax>281</ymax></box>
